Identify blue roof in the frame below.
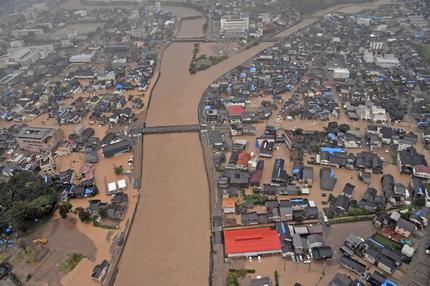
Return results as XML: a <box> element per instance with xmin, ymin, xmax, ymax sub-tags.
<box><xmin>328</xmin><ymin>133</ymin><xmax>337</xmax><ymax>140</ymax></box>
<box><xmin>381</xmin><ymin>279</ymin><xmax>397</xmax><ymax>286</ymax></box>
<box><xmin>320</xmin><ymin>147</ymin><xmax>345</xmax><ymax>154</ymax></box>
<box><xmin>281</xmin><ymin>223</ymin><xmax>286</xmax><ymax>234</ymax></box>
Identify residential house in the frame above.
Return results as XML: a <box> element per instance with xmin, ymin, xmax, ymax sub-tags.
<box><xmin>395</xmin><ymin>218</ymin><xmax>416</xmax><ymax>238</ymax></box>
<box><xmin>413</xmin><ymin>164</ymin><xmax>430</xmax><ymax>179</ymax></box>
<box><xmin>340</xmin><ymin>255</ymin><xmax>367</xmax><ymax>276</ymax></box>
<box><xmin>320</xmin><ymin>167</ymin><xmax>337</xmax><ymax>191</ymax></box>
<box><xmin>222</xmin><ymin>198</ymin><xmax>236</xmax><ymax>214</ymax></box>
<box><xmin>328</xmin><ymin>273</ymin><xmax>352</xmax><ymax>286</ymax></box>
<box><xmin>377</xmin><ymin>254</ymin><xmax>396</xmax><ymax>274</ymax></box>
<box><xmin>106</xmin><ymin>204</ymin><xmax>127</xmax><ymax>220</ymax></box>
<box><xmin>91</xmin><ymin>260</ymin><xmax>110</xmax><ymax>282</ymax></box>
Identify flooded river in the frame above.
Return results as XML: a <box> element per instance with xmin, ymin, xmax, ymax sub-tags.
<box><xmin>115</xmin><ymin>1</ymin><xmax>394</xmax><ymax>285</ymax></box>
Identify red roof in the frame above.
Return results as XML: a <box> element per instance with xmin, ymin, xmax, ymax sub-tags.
<box><xmin>236</xmin><ymin>152</ymin><xmax>251</xmax><ymax>166</ymax></box>
<box><xmin>224</xmin><ymin>227</ymin><xmax>281</xmax><ymax>255</ymax></box>
<box><xmin>227</xmin><ymin>105</ymin><xmax>245</xmax><ymax>115</ymax></box>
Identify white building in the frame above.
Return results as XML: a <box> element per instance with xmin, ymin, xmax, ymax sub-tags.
<box><xmin>10</xmin><ymin>40</ymin><xmax>24</xmax><ymax>48</ymax></box>
<box><xmin>7</xmin><ymin>48</ymin><xmax>41</xmax><ymax>66</ymax></box>
<box><xmin>363</xmin><ymin>49</ymin><xmax>375</xmax><ymax>63</ymax></box>
<box><xmin>371</xmin><ymin>106</ymin><xmax>388</xmax><ymax>123</ymax></box>
<box><xmin>375</xmin><ymin>55</ymin><xmax>400</xmax><ymax>68</ymax></box>
<box><xmin>370</xmin><ymin>41</ymin><xmax>383</xmax><ymax>50</ymax></box>
<box><xmin>332</xmin><ymin>68</ymin><xmax>350</xmax><ymax>80</ymax></box>
<box><xmin>356</xmin><ymin>105</ymin><xmax>372</xmax><ymax>121</ymax></box>
<box><xmin>12</xmin><ymin>28</ymin><xmax>44</xmax><ymax>38</ymax></box>
<box><xmin>131</xmin><ymin>27</ymin><xmax>146</xmax><ymax>38</ymax></box>
<box><xmin>220</xmin><ymin>17</ymin><xmax>249</xmax><ymax>36</ymax></box>
<box><xmin>69</xmin><ymin>53</ymin><xmax>95</xmax><ymax>63</ymax></box>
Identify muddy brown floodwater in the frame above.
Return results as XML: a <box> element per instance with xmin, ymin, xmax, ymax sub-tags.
<box><xmin>115</xmin><ymin>1</ymin><xmax>394</xmax><ymax>285</ymax></box>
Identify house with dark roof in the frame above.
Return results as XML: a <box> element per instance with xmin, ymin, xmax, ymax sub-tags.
<box><xmin>102</xmin><ymin>139</ymin><xmax>132</xmax><ymax>158</ymax></box>
<box><xmin>398</xmin><ymin>147</ymin><xmax>427</xmax><ymax>175</ymax></box>
<box><xmin>381</xmin><ymin>174</ymin><xmax>395</xmax><ymax>201</ymax></box>
<box><xmin>106</xmin><ymin>204</ymin><xmax>127</xmax><ymax>220</ymax></box>
<box><xmin>340</xmin><ymin>255</ymin><xmax>367</xmax><ymax>276</ymax></box>
<box><xmin>363</xmin><ymin>246</ymin><xmax>379</xmax><ymax>264</ymax></box>
<box><xmin>377</xmin><ymin>254</ymin><xmax>396</xmax><ymax>274</ymax></box>
<box><xmin>368</xmin><ymin>271</ymin><xmax>386</xmax><ymax>286</ymax></box>
<box><xmin>409</xmin><ymin>177</ymin><xmax>426</xmax><ymax>198</ymax></box>
<box><xmin>312</xmin><ymin>245</ymin><xmax>334</xmax><ymax>261</ymax></box>
<box><xmin>302</xmin><ymin>166</ymin><xmax>314</xmax><ymax>186</ymax></box>
<box><xmin>342</xmin><ymin>183</ymin><xmax>355</xmax><ymax>198</ymax></box>
<box><xmin>91</xmin><ymin>260</ymin><xmax>109</xmax><ymax>282</ymax></box>
<box><xmin>250</xmin><ymin>277</ymin><xmax>272</xmax><ymax>286</ymax></box>
<box><xmin>333</xmin><ymin>194</ymin><xmax>351</xmax><ymax>214</ymax></box>
<box><xmin>395</xmin><ymin>218</ymin><xmax>416</xmax><ymax>238</ymax></box>
<box><xmin>320</xmin><ymin>167</ymin><xmax>337</xmax><ymax>191</ymax></box>
<box><xmin>329</xmin><ymin>273</ymin><xmax>352</xmax><ymax>286</ymax></box>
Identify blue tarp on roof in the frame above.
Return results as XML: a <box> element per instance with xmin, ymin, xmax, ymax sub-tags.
<box><xmin>381</xmin><ymin>279</ymin><xmax>397</xmax><ymax>286</ymax></box>
<box><xmin>281</xmin><ymin>223</ymin><xmax>286</xmax><ymax>234</ymax></box>
<box><xmin>320</xmin><ymin>147</ymin><xmax>345</xmax><ymax>154</ymax></box>
<box><xmin>328</xmin><ymin>133</ymin><xmax>337</xmax><ymax>141</ymax></box>
<box><xmin>292</xmin><ymin>167</ymin><xmax>300</xmax><ymax>174</ymax></box>
<box><xmin>115</xmin><ymin>83</ymin><xmax>125</xmax><ymax>90</ymax></box>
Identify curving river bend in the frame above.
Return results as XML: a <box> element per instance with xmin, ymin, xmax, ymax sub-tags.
<box><xmin>115</xmin><ymin>1</ymin><xmax>391</xmax><ymax>285</ymax></box>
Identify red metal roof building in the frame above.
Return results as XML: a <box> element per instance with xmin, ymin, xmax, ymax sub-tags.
<box><xmin>226</xmin><ymin>105</ymin><xmax>245</xmax><ymax>116</ymax></box>
<box><xmin>224</xmin><ymin>227</ymin><xmax>282</xmax><ymax>257</ymax></box>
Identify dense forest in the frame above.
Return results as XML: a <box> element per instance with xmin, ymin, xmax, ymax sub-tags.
<box><xmin>0</xmin><ymin>172</ymin><xmax>59</xmax><ymax>232</ymax></box>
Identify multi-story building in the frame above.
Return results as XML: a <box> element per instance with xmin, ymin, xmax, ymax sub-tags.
<box><xmin>220</xmin><ymin>17</ymin><xmax>249</xmax><ymax>37</ymax></box>
<box><xmin>16</xmin><ymin>127</ymin><xmax>63</xmax><ymax>153</ymax></box>
<box><xmin>375</xmin><ymin>55</ymin><xmax>400</xmax><ymax>68</ymax></box>
<box><xmin>39</xmin><ymin>152</ymin><xmax>56</xmax><ymax>176</ymax></box>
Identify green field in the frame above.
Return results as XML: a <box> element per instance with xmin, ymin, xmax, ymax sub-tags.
<box><xmin>371</xmin><ymin>233</ymin><xmax>402</xmax><ymax>251</ymax></box>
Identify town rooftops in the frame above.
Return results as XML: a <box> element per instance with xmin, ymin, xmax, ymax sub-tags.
<box><xmin>224</xmin><ymin>227</ymin><xmax>281</xmax><ymax>257</ymax></box>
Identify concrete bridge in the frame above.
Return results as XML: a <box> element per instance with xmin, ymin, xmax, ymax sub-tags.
<box><xmin>172</xmin><ymin>38</ymin><xmax>213</xmax><ymax>43</ymax></box>
<box><xmin>139</xmin><ymin>124</ymin><xmax>201</xmax><ymax>134</ymax></box>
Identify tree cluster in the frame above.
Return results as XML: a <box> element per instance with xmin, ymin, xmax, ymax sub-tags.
<box><xmin>0</xmin><ymin>172</ymin><xmax>58</xmax><ymax>232</ymax></box>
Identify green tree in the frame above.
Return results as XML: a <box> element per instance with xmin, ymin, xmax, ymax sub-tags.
<box><xmin>293</xmin><ymin>128</ymin><xmax>304</xmax><ymax>135</ymax></box>
<box><xmin>338</xmin><ymin>124</ymin><xmax>351</xmax><ymax>133</ymax></box>
<box><xmin>414</xmin><ymin>197</ymin><xmax>426</xmax><ymax>207</ymax></box>
<box><xmin>226</xmin><ymin>272</ymin><xmax>239</xmax><ymax>286</ymax></box>
<box><xmin>98</xmin><ymin>206</ymin><xmax>108</xmax><ymax>218</ymax></box>
<box><xmin>114</xmin><ymin>165</ymin><xmax>124</xmax><ymax>175</ymax></box>
<box><xmin>76</xmin><ymin>207</ymin><xmax>91</xmax><ymax>223</ymax></box>
<box><xmin>59</xmin><ymin>201</ymin><xmax>73</xmax><ymax>219</ymax></box>
<box><xmin>328</xmin><ymin>193</ymin><xmax>336</xmax><ymax>202</ymax></box>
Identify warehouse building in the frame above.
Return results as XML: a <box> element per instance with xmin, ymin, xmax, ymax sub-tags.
<box><xmin>224</xmin><ymin>227</ymin><xmax>281</xmax><ymax>258</ymax></box>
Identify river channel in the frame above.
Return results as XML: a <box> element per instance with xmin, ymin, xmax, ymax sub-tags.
<box><xmin>115</xmin><ymin>1</ymin><xmax>392</xmax><ymax>285</ymax></box>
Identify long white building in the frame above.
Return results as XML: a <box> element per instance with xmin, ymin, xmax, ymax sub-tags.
<box><xmin>220</xmin><ymin>17</ymin><xmax>249</xmax><ymax>36</ymax></box>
